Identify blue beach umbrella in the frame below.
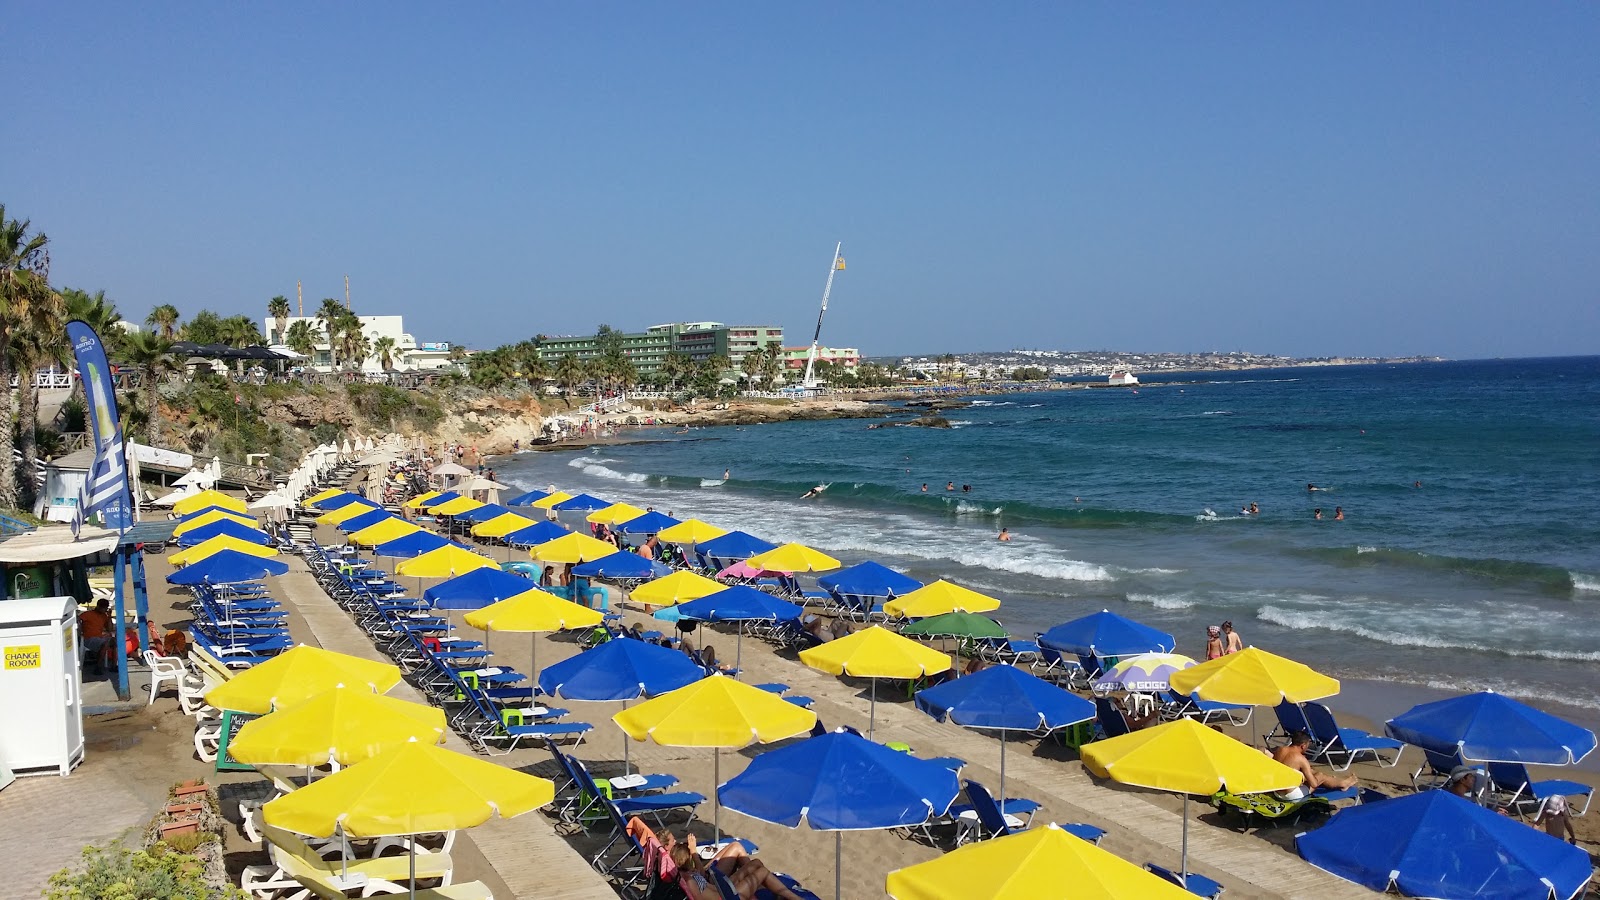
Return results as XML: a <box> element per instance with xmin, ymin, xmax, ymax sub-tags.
<box><xmin>505</xmin><ymin>489</ymin><xmax>549</xmax><ymax>507</ymax></box>
<box><xmin>336</xmin><ymin>507</ymin><xmax>396</xmax><ymax>534</ymax></box>
<box><xmin>1037</xmin><ymin>609</ymin><xmax>1176</xmax><ymax>659</ymax></box>
<box><xmin>167</xmin><ymin>549</ymin><xmax>289</xmax><ymax>586</ymax></box>
<box><xmin>1296</xmin><ymin>790</ymin><xmax>1591</xmax><ymax>900</ymax></box>
<box><xmin>372</xmin><ymin>531</ymin><xmax>452</xmax><ymax>560</ymax></box>
<box><xmin>720</xmin><ymin>730</ymin><xmax>961</xmax><ymax>900</ymax></box>
<box><xmin>571</xmin><ymin>551</ymin><xmax>672</xmax><ymax>581</ymax></box>
<box><xmin>916</xmin><ymin>664</ymin><xmax>1095</xmax><ymax>810</ymax></box>
<box><xmin>816</xmin><ymin>560</ymin><xmax>923</xmax><ymax>598</ymax></box>
<box><xmin>419</xmin><ymin>491</ymin><xmax>461</xmax><ymax>510</ymax></box>
<box><xmin>695</xmin><ymin>530</ymin><xmax>779</xmax><ymax>563</ymax></box>
<box><xmin>452</xmin><ymin>503</ymin><xmax>510</xmax><ymax>524</ymax></box>
<box><xmin>551</xmin><ymin>493</ymin><xmax>610</xmax><ymax>512</ymax></box>
<box><xmin>176</xmin><ymin>518</ymin><xmax>271</xmax><ymax>548</ymax></box>
<box><xmin>677</xmin><ymin>585</ymin><xmax>803</xmax><ymax>671</ymax></box>
<box><xmin>503</xmin><ymin>521</ymin><xmax>571</xmax><ymax>548</ymax></box>
<box><xmin>613</xmin><ymin>511</ymin><xmax>681</xmax><ymax>536</ymax></box>
<box><xmin>422</xmin><ymin>567</ymin><xmax>540</xmax><ymax>611</ymax></box>
<box><xmin>1385</xmin><ymin>691</ymin><xmax>1597</xmax><ymax>765</ymax></box>
<box><xmin>310</xmin><ymin>492</ymin><xmax>373</xmax><ymax>511</ymax></box>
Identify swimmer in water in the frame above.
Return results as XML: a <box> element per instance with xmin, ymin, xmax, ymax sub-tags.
<box><xmin>921</xmin><ymin>483</ymin><xmax>928</xmax><ymax>492</ymax></box>
<box><xmin>801</xmin><ymin>484</ymin><xmax>828</xmax><ymax>499</ymax></box>
<box><xmin>946</xmin><ymin>482</ymin><xmax>955</xmax><ymax>491</ymax></box>
<box><xmin>997</xmin><ymin>527</ymin><xmax>1011</xmax><ymax>542</ymax></box>
<box><xmin>1334</xmin><ymin>507</ymin><xmax>1344</xmax><ymax>521</ymax></box>
<box><xmin>1313</xmin><ymin>508</ymin><xmax>1323</xmax><ymax>520</ymax></box>
<box><xmin>1307</xmin><ymin>483</ymin><xmax>1320</xmax><ymax>492</ymax></box>
<box><xmin>724</xmin><ymin>469</ymin><xmax>730</xmax><ymax>481</ymax></box>
<box><xmin>1249</xmin><ymin>502</ymin><xmax>1259</xmax><ymax>515</ymax></box>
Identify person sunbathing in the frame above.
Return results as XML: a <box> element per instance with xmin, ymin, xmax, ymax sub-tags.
<box><xmin>1271</xmin><ymin>731</ymin><xmax>1358</xmax><ymax>791</ymax></box>
<box><xmin>669</xmin><ymin>835</ymin><xmax>805</xmax><ymax>900</ymax></box>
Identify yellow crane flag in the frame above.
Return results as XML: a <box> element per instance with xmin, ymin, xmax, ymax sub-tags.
<box><xmin>836</xmin><ymin>257</ymin><xmax>846</xmax><ymax>271</ymax></box>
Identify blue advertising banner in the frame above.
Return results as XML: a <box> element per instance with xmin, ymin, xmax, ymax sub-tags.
<box><xmin>65</xmin><ymin>320</ymin><xmax>133</xmax><ymax>531</ymax></box>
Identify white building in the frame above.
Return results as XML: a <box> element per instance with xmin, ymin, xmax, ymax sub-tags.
<box><xmin>261</xmin><ymin>314</ymin><xmax>454</xmax><ymax>374</ymax></box>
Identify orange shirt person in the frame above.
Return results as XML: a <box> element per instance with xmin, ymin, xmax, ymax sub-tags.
<box><xmin>79</xmin><ymin>600</ymin><xmax>111</xmax><ymax>640</ymax></box>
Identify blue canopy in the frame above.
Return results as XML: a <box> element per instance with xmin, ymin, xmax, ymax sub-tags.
<box><xmin>503</xmin><ymin>521</ymin><xmax>571</xmax><ymax>547</ymax></box>
<box><xmin>167</xmin><ymin>549</ymin><xmax>289</xmax><ymax>586</ymax></box>
<box><xmin>176</xmin><ymin>505</ymin><xmax>253</xmax><ymax>523</ymax></box>
<box><xmin>571</xmin><ymin>551</ymin><xmax>673</xmax><ymax>581</ymax></box>
<box><xmin>614</xmin><ymin>511</ymin><xmax>682</xmax><ymax>535</ymax></box>
<box><xmin>452</xmin><ymin>503</ymin><xmax>510</xmax><ymax>524</ymax></box>
<box><xmin>817</xmin><ymin>561</ymin><xmax>923</xmax><ymax>598</ymax></box>
<box><xmin>312</xmin><ymin>492</ymin><xmax>375</xmax><ymax>511</ymax></box>
<box><xmin>1385</xmin><ymin>691</ymin><xmax>1597</xmax><ymax>766</ymax></box>
<box><xmin>719</xmin><ymin>730</ymin><xmax>960</xmax><ymax>830</ymax></box>
<box><xmin>373</xmin><ymin>531</ymin><xmax>452</xmax><ymax>559</ymax></box>
<box><xmin>175</xmin><ymin>518</ymin><xmax>270</xmax><ymax>548</ymax></box>
<box><xmin>552</xmin><ymin>493</ymin><xmax>610</xmax><ymax>512</ymax></box>
<box><xmin>1037</xmin><ymin>610</ymin><xmax>1175</xmax><ymax>657</ymax></box>
<box><xmin>420</xmin><ymin>491</ymin><xmax>461</xmax><ymax>509</ymax></box>
<box><xmin>696</xmin><ymin>531</ymin><xmax>779</xmax><ymax>561</ymax></box>
<box><xmin>336</xmin><ymin>508</ymin><xmax>396</xmax><ymax>534</ymax></box>
<box><xmin>1297</xmin><ymin>790</ymin><xmax>1591</xmax><ymax>900</ymax></box>
<box><xmin>678</xmin><ymin>585</ymin><xmax>803</xmax><ymax>622</ymax></box>
<box><xmin>422</xmin><ymin>567</ymin><xmax>539</xmax><ymax>610</ymax></box>
<box><xmin>536</xmin><ymin>637</ymin><xmax>704</xmax><ymax>701</ymax></box>
<box><xmin>505</xmin><ymin>489</ymin><xmax>549</xmax><ymax>506</ymax></box>
<box><xmin>916</xmin><ymin>664</ymin><xmax>1095</xmax><ymax>732</ymax></box>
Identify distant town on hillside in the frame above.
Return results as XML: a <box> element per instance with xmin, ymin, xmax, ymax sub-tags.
<box><xmin>877</xmin><ymin>349</ymin><xmax>1445</xmax><ymax>380</ymax></box>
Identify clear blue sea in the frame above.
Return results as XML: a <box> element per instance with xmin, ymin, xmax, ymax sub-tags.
<box><xmin>496</xmin><ymin>356</ymin><xmax>1600</xmax><ymax>723</ymax></box>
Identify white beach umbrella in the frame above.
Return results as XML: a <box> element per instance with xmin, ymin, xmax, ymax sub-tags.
<box><xmin>432</xmin><ymin>462</ymin><xmax>472</xmax><ymax>478</ymax></box>
<box><xmin>153</xmin><ymin>486</ymin><xmax>197</xmax><ymax>507</ymax></box>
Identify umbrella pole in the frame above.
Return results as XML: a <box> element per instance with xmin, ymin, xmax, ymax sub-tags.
<box><xmin>410</xmin><ymin>839</ymin><xmax>417</xmax><ymax>900</ymax></box>
<box><xmin>1180</xmin><ymin>793</ymin><xmax>1189</xmax><ymax>886</ymax></box>
<box><xmin>999</xmin><ymin>735</ymin><xmax>1007</xmax><ymax>817</ymax></box>
<box><xmin>713</xmin><ymin>749</ymin><xmax>721</xmax><ymax>843</ymax></box>
<box><xmin>835</xmin><ymin>831</ymin><xmax>842</xmax><ymax>900</ymax></box>
<box><xmin>339</xmin><ymin>822</ymin><xmax>347</xmax><ymax>880</ymax></box>
<box><xmin>622</xmin><ymin>698</ymin><xmax>631</xmax><ymax>777</ymax></box>
<box><xmin>869</xmin><ymin>678</ymin><xmax>877</xmax><ymax>741</ymax></box>
<box><xmin>531</xmin><ymin>632</ymin><xmax>539</xmax><ymax>689</ymax></box>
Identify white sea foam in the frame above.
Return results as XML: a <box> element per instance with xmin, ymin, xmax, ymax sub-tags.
<box><xmin>1127</xmin><ymin>592</ymin><xmax>1196</xmax><ymax>610</ymax></box>
<box><xmin>954</xmin><ymin>501</ymin><xmax>1002</xmax><ymax>516</ymax></box>
<box><xmin>1256</xmin><ymin>605</ymin><xmax>1600</xmax><ymax>662</ymax></box>
<box><xmin>1572</xmin><ymin>572</ymin><xmax>1600</xmax><ymax>593</ymax></box>
<box><xmin>1125</xmin><ymin>567</ymin><xmax>1183</xmax><ymax>576</ymax></box>
<box><xmin>571</xmin><ymin>461</ymin><xmax>650</xmax><ymax>483</ymax></box>
<box><xmin>1356</xmin><ymin>546</ymin><xmax>1379</xmax><ymax>554</ymax></box>
<box><xmin>700</xmin><ymin>478</ymin><xmax>726</xmax><ymax>488</ymax></box>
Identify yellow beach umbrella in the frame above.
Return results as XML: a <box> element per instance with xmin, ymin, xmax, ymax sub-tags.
<box><xmin>396</xmin><ymin>544</ymin><xmax>495</xmax><ymax>578</ymax></box>
<box><xmin>1168</xmin><ymin>646</ymin><xmax>1339</xmax><ymax>706</ymax></box>
<box><xmin>886</xmin><ymin>822</ymin><xmax>1193</xmax><ymax>900</ymax></box>
<box><xmin>630</xmin><ymin>570</ymin><xmax>724</xmax><ymax>607</ymax></box>
<box><xmin>746</xmin><ymin>543</ymin><xmax>841</xmax><ymax>574</ymax></box>
<box><xmin>800</xmin><ymin>626</ymin><xmax>951</xmax><ymax>738</ymax></box>
<box><xmin>429</xmin><ymin>496</ymin><xmax>484</xmax><ymax>517</ymax></box>
<box><xmin>301</xmin><ymin>488</ymin><xmax>346</xmax><ymax>509</ymax></box>
<box><xmin>170</xmin><ymin>535</ymin><xmax>280</xmax><ymax>567</ymax></box>
<box><xmin>173</xmin><ymin>489</ymin><xmax>248</xmax><ymax>516</ymax></box>
<box><xmin>349</xmin><ymin>518</ymin><xmax>422</xmax><ymax>548</ymax></box>
<box><xmin>470</xmin><ymin>512</ymin><xmax>537</xmax><ymax>539</ymax></box>
<box><xmin>529</xmin><ymin>490</ymin><xmax>572</xmax><ymax>510</ymax></box>
<box><xmin>657</xmin><ymin>518</ymin><xmax>727</xmax><ymax>545</ymax></box>
<box><xmin>586</xmin><ymin>502</ymin><xmax>647</xmax><ymax>527</ymax></box>
<box><xmin>883</xmin><ymin>580</ymin><xmax>1001</xmax><ymax>619</ymax></box>
<box><xmin>227</xmin><ymin>686</ymin><xmax>447</xmax><ymax>768</ymax></box>
<box><xmin>615</xmin><ymin>674</ymin><xmax>817</xmax><ymax>838</ymax></box>
<box><xmin>464</xmin><ymin>590</ymin><xmax>604</xmax><ymax>684</ymax></box>
<box><xmin>1080</xmin><ymin>718</ymin><xmax>1301</xmax><ymax>887</ymax></box>
<box><xmin>316</xmin><ymin>500</ymin><xmax>382</xmax><ymax>526</ymax></box>
<box><xmin>531</xmin><ymin>532</ymin><xmax>619</xmax><ymax>565</ymax></box>
<box><xmin>204</xmin><ymin>645</ymin><xmax>403</xmax><ymax>715</ymax></box>
<box><xmin>172</xmin><ymin>508</ymin><xmax>258</xmax><ymax>536</ymax></box>
<box><xmin>402</xmin><ymin>490</ymin><xmax>443</xmax><ymax>510</ymax></box>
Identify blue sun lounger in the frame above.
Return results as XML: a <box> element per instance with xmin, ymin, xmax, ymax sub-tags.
<box><xmin>1300</xmin><ymin>702</ymin><xmax>1405</xmax><ymax>771</ymax></box>
<box><xmin>1487</xmin><ymin>762</ymin><xmax>1593</xmax><ymax>818</ymax></box>
<box><xmin>1146</xmin><ymin>864</ymin><xmax>1224</xmax><ymax>899</ymax></box>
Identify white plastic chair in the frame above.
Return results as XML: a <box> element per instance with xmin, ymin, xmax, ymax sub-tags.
<box><xmin>142</xmin><ymin>649</ymin><xmax>189</xmax><ymax>705</ymax></box>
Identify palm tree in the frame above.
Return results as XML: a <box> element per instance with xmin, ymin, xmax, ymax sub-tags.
<box><xmin>11</xmin><ymin>287</ymin><xmax>65</xmax><ymax>504</ymax></box>
<box><xmin>267</xmin><ymin>296</ymin><xmax>291</xmax><ymax>344</ymax></box>
<box><xmin>740</xmin><ymin>348</ymin><xmax>765</xmax><ymax>389</ymax></box>
<box><xmin>661</xmin><ymin>351</ymin><xmax>693</xmax><ymax>392</ymax></box>
<box><xmin>285</xmin><ymin>320</ymin><xmax>320</xmax><ymax>361</ymax></box>
<box><xmin>554</xmin><ymin>354</ymin><xmax>586</xmax><ymax>403</ymax></box>
<box><xmin>762</xmin><ymin>339</ymin><xmax>784</xmax><ymax>387</ymax></box>
<box><xmin>316</xmin><ymin>299</ymin><xmax>346</xmax><ymax>367</ymax></box>
<box><xmin>122</xmin><ymin>331</ymin><xmax>177</xmax><ymax>444</ymax></box>
<box><xmin>338</xmin><ymin>320</ymin><xmax>371</xmax><ymax>372</ymax></box>
<box><xmin>371</xmin><ymin>336</ymin><xmax>398</xmax><ymax>371</ymax></box>
<box><xmin>184</xmin><ymin>392</ymin><xmax>225</xmax><ymax>452</ymax></box>
<box><xmin>147</xmin><ymin>303</ymin><xmax>180</xmax><ymax>339</ymax></box>
<box><xmin>0</xmin><ymin>204</ymin><xmax>51</xmax><ymax>509</ymax></box>
<box><xmin>218</xmin><ymin>315</ymin><xmax>263</xmax><ymax>376</ymax></box>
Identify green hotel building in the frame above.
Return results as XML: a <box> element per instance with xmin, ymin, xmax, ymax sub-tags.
<box><xmin>538</xmin><ymin>322</ymin><xmax>785</xmax><ymax>375</ymax></box>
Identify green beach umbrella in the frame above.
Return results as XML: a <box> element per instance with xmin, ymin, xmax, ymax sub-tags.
<box><xmin>900</xmin><ymin>612</ymin><xmax>1009</xmax><ymax>641</ymax></box>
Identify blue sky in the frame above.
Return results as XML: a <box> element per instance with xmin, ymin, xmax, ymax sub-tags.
<box><xmin>10</xmin><ymin>4</ymin><xmax>1597</xmax><ymax>359</ymax></box>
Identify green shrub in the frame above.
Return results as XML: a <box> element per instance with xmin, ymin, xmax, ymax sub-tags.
<box><xmin>45</xmin><ymin>842</ymin><xmax>245</xmax><ymax>900</ymax></box>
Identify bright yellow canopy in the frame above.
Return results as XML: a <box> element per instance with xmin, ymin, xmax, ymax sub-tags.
<box><xmin>531</xmin><ymin>532</ymin><xmax>621</xmax><ymax>565</ymax></box>
<box><xmin>614</xmin><ymin>674</ymin><xmax>816</xmax><ymax>748</ymax></box>
<box><xmin>629</xmin><ymin>570</ymin><xmax>725</xmax><ymax>607</ymax></box>
<box><xmin>529</xmin><ymin>490</ymin><xmax>573</xmax><ymax>510</ymax></box>
<box><xmin>301</xmin><ymin>488</ymin><xmax>347</xmax><ymax>509</ymax></box>
<box><xmin>403</xmin><ymin>490</ymin><xmax>443</xmax><ymax>509</ymax></box>
<box><xmin>316</xmin><ymin>500</ymin><xmax>382</xmax><ymax>525</ymax></box>
<box><xmin>262</xmin><ymin>742</ymin><xmax>554</xmax><ymax>838</ymax></box>
<box><xmin>800</xmin><ymin>625</ymin><xmax>952</xmax><ymax>679</ymax></box>
<box><xmin>1168</xmin><ymin>647</ymin><xmax>1340</xmax><ymax>706</ymax></box>
<box><xmin>1080</xmin><ymin>718</ymin><xmax>1302</xmax><ymax>796</ymax></box>
<box><xmin>171</xmin><ymin>508</ymin><xmax>259</xmax><ymax>536</ymax></box>
<box><xmin>226</xmin><ymin>686</ymin><xmax>447</xmax><ymax>767</ymax></box>
<box><xmin>173</xmin><ymin>490</ymin><xmax>248</xmax><ymax>516</ymax></box>
<box><xmin>348</xmin><ymin>518</ymin><xmax>421</xmax><ymax>547</ymax></box>
<box><xmin>395</xmin><ymin>544</ymin><xmax>495</xmax><ymax>578</ymax></box>
<box><xmin>170</xmin><ymin>535</ymin><xmax>279</xmax><ymax>567</ymax></box>
<box><xmin>885</xmin><ymin>823</ymin><xmax>1194</xmax><ymax>900</ymax></box>
<box><xmin>656</xmin><ymin>519</ymin><xmax>727</xmax><ymax>545</ymax></box>
<box><xmin>471</xmin><ymin>512</ymin><xmax>537</xmax><ymax>539</ymax></box>
<box><xmin>586</xmin><ymin>502</ymin><xmax>647</xmax><ymax>526</ymax></box>
<box><xmin>204</xmin><ymin>646</ymin><xmax>402</xmax><ymax>715</ymax></box>
<box><xmin>883</xmin><ymin>580</ymin><xmax>1001</xmax><ymax>619</ymax></box>
<box><xmin>429</xmin><ymin>496</ymin><xmax>485</xmax><ymax>517</ymax></box>
<box><xmin>464</xmin><ymin>590</ymin><xmax>604</xmax><ymax>633</ymax></box>
<box><xmin>746</xmin><ymin>543</ymin><xmax>841</xmax><ymax>574</ymax></box>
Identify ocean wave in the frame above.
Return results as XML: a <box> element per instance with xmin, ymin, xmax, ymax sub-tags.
<box><xmin>954</xmin><ymin>501</ymin><xmax>1003</xmax><ymax>516</ymax></box>
<box><xmin>1256</xmin><ymin>605</ymin><xmax>1600</xmax><ymax>662</ymax></box>
<box><xmin>700</xmin><ymin>478</ymin><xmax>726</xmax><ymax>488</ymax></box>
<box><xmin>568</xmin><ymin>461</ymin><xmax>650</xmax><ymax>483</ymax></box>
<box><xmin>1127</xmin><ymin>592</ymin><xmax>1196</xmax><ymax>610</ymax></box>
<box><xmin>1295</xmin><ymin>545</ymin><xmax>1585</xmax><ymax>593</ymax></box>
<box><xmin>1572</xmin><ymin>572</ymin><xmax>1600</xmax><ymax>593</ymax></box>
<box><xmin>1337</xmin><ymin>668</ymin><xmax>1600</xmax><ymax>715</ymax></box>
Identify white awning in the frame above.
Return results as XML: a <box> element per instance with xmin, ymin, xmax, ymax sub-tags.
<box><xmin>0</xmin><ymin>526</ymin><xmax>119</xmax><ymax>563</ymax></box>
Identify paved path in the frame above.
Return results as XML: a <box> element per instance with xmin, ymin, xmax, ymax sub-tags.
<box><xmin>0</xmin><ymin>757</ymin><xmax>154</xmax><ymax>900</ymax></box>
